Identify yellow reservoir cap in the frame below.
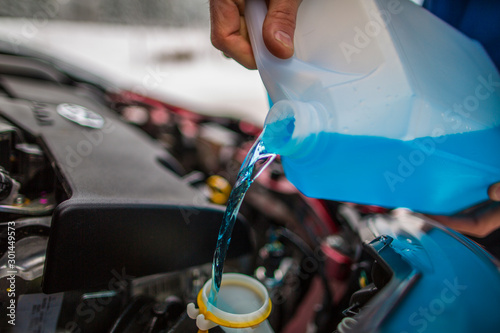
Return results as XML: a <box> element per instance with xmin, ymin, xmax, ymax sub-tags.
<box><xmin>187</xmin><ymin>273</ymin><xmax>273</xmax><ymax>332</ymax></box>
<box><xmin>206</xmin><ymin>175</ymin><xmax>231</xmax><ymax>205</ymax></box>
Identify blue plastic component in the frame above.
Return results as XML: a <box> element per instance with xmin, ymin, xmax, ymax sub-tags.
<box><xmin>353</xmin><ymin>214</ymin><xmax>500</xmax><ymax>332</ymax></box>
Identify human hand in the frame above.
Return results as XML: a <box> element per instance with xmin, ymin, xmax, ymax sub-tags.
<box><xmin>209</xmin><ymin>0</ymin><xmax>302</xmax><ymax>69</ymax></box>
<box><xmin>488</xmin><ymin>182</ymin><xmax>500</xmax><ymax>201</ymax></box>
<box><xmin>429</xmin><ymin>183</ymin><xmax>500</xmax><ymax>238</ymax></box>
<box><xmin>431</xmin><ymin>205</ymin><xmax>500</xmax><ymax>238</ymax></box>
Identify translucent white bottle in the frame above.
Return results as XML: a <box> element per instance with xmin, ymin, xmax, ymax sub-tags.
<box><xmin>246</xmin><ymin>0</ymin><xmax>500</xmax><ymax>215</ymax></box>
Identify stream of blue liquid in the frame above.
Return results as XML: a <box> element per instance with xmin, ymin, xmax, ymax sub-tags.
<box><xmin>207</xmin><ymin>122</ymin><xmax>500</xmax><ymax>307</ymax></box>
<box><xmin>208</xmin><ymin>134</ymin><xmax>276</xmax><ymax>306</ymax></box>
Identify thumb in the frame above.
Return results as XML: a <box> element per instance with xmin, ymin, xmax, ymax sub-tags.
<box><xmin>262</xmin><ymin>0</ymin><xmax>302</xmax><ymax>59</ymax></box>
<box><xmin>488</xmin><ymin>183</ymin><xmax>500</xmax><ymax>201</ymax></box>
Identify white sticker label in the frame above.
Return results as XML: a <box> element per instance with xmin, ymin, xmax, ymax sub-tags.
<box><xmin>13</xmin><ymin>293</ymin><xmax>64</xmax><ymax>333</ymax></box>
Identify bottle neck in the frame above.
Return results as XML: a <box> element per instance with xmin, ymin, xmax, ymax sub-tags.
<box><xmin>263</xmin><ymin>100</ymin><xmax>328</xmax><ymax>158</ymax></box>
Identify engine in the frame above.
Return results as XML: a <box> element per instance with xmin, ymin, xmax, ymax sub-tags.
<box><xmin>1</xmin><ymin>40</ymin><xmax>500</xmax><ymax>333</ymax></box>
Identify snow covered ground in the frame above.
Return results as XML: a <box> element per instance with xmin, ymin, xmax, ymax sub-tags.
<box><xmin>0</xmin><ymin>18</ymin><xmax>269</xmax><ymax>125</ymax></box>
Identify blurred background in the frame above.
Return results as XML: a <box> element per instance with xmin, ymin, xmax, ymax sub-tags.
<box><xmin>0</xmin><ymin>0</ymin><xmax>269</xmax><ymax>124</ymax></box>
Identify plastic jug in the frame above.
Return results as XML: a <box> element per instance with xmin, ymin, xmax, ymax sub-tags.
<box><xmin>245</xmin><ymin>0</ymin><xmax>500</xmax><ymax>215</ymax></box>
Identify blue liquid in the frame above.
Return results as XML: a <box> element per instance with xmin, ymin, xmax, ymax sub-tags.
<box><xmin>209</xmin><ymin>135</ymin><xmax>276</xmax><ymax>306</ymax></box>
<box><xmin>278</xmin><ymin>126</ymin><xmax>500</xmax><ymax>215</ymax></box>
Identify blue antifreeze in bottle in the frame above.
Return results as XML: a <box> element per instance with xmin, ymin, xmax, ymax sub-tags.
<box><xmin>245</xmin><ymin>0</ymin><xmax>500</xmax><ymax>215</ymax></box>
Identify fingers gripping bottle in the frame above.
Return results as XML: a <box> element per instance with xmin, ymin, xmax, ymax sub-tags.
<box><xmin>245</xmin><ymin>0</ymin><xmax>500</xmax><ymax>215</ymax></box>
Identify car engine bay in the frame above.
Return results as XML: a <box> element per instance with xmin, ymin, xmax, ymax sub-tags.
<box><xmin>1</xmin><ymin>40</ymin><xmax>500</xmax><ymax>333</ymax></box>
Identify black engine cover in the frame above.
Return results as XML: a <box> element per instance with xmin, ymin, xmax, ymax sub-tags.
<box><xmin>0</xmin><ymin>73</ymin><xmax>251</xmax><ymax>293</ymax></box>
